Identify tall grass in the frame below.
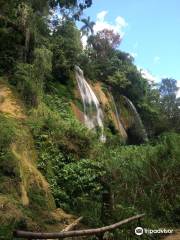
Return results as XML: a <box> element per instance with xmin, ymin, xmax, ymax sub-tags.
<box><xmin>100</xmin><ymin>133</ymin><xmax>180</xmax><ymax>227</ymax></box>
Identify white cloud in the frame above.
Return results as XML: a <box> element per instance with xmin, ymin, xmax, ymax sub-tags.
<box><xmin>81</xmin><ymin>35</ymin><xmax>88</xmax><ymax>49</ymax></box>
<box><xmin>130</xmin><ymin>52</ymin><xmax>138</xmax><ymax>58</ymax></box>
<box><xmin>115</xmin><ymin>16</ymin><xmax>128</xmax><ymax>30</ymax></box>
<box><xmin>139</xmin><ymin>68</ymin><xmax>158</xmax><ymax>82</ymax></box>
<box><xmin>81</xmin><ymin>11</ymin><xmax>128</xmax><ymax>48</ymax></box>
<box><xmin>97</xmin><ymin>10</ymin><xmax>108</xmax><ymax>22</ymax></box>
<box><xmin>153</xmin><ymin>56</ymin><xmax>160</xmax><ymax>64</ymax></box>
<box><xmin>176</xmin><ymin>80</ymin><xmax>180</xmax><ymax>98</ymax></box>
<box><xmin>94</xmin><ymin>11</ymin><xmax>128</xmax><ymax>37</ymax></box>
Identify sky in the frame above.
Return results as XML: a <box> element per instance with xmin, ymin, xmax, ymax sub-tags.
<box><xmin>81</xmin><ymin>0</ymin><xmax>180</xmax><ymax>96</ymax></box>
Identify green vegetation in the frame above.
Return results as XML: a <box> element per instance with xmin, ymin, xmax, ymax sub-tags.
<box><xmin>0</xmin><ymin>0</ymin><xmax>179</xmax><ymax>239</ymax></box>
<box><xmin>101</xmin><ymin>133</ymin><xmax>180</xmax><ymax>224</ymax></box>
<box><xmin>0</xmin><ymin>114</ymin><xmax>20</xmax><ymax>191</ymax></box>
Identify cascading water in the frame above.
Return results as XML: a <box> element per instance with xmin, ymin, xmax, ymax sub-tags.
<box><xmin>75</xmin><ymin>66</ymin><xmax>106</xmax><ymax>142</ymax></box>
<box><xmin>111</xmin><ymin>94</ymin><xmax>128</xmax><ymax>140</ymax></box>
<box><xmin>123</xmin><ymin>96</ymin><xmax>148</xmax><ymax>142</ymax></box>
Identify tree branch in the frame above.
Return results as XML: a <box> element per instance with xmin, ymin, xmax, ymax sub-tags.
<box><xmin>62</xmin><ymin>216</ymin><xmax>83</xmax><ymax>232</ymax></box>
<box><xmin>13</xmin><ymin>214</ymin><xmax>145</xmax><ymax>239</ymax></box>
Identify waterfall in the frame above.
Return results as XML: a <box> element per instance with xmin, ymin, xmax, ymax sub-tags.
<box><xmin>123</xmin><ymin>96</ymin><xmax>148</xmax><ymax>142</ymax></box>
<box><xmin>111</xmin><ymin>95</ymin><xmax>127</xmax><ymax>140</ymax></box>
<box><xmin>75</xmin><ymin>66</ymin><xmax>106</xmax><ymax>142</ymax></box>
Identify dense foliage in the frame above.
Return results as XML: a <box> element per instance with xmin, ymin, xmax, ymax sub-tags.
<box><xmin>0</xmin><ymin>0</ymin><xmax>180</xmax><ymax>239</ymax></box>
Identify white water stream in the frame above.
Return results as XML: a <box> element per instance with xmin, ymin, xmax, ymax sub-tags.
<box><xmin>75</xmin><ymin>66</ymin><xmax>106</xmax><ymax>142</ymax></box>
<box><xmin>111</xmin><ymin>94</ymin><xmax>127</xmax><ymax>139</ymax></box>
<box><xmin>123</xmin><ymin>96</ymin><xmax>148</xmax><ymax>142</ymax></box>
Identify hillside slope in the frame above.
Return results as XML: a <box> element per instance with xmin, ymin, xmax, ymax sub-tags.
<box><xmin>0</xmin><ymin>79</ymin><xmax>78</xmax><ymax>239</ymax></box>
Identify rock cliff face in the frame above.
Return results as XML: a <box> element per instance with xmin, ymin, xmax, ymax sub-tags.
<box><xmin>72</xmin><ymin>67</ymin><xmax>148</xmax><ymax>143</ymax></box>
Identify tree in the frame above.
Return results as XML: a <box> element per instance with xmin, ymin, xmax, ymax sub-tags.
<box><xmin>49</xmin><ymin>0</ymin><xmax>93</xmax><ymax>20</ymax></box>
<box><xmin>138</xmin><ymin>84</ymin><xmax>167</xmax><ymax>137</ymax></box>
<box><xmin>107</xmin><ymin>71</ymin><xmax>130</xmax><ymax>89</ymax></box>
<box><xmin>50</xmin><ymin>0</ymin><xmax>92</xmax><ymax>9</ymax></box>
<box><xmin>81</xmin><ymin>16</ymin><xmax>95</xmax><ymax>36</ymax></box>
<box><xmin>27</xmin><ymin>0</ymin><xmax>49</xmax><ymax>13</ymax></box>
<box><xmin>159</xmin><ymin>78</ymin><xmax>178</xmax><ymax>97</ymax></box>
<box><xmin>52</xmin><ymin>20</ymin><xmax>82</xmax><ymax>83</ymax></box>
<box><xmin>0</xmin><ymin>0</ymin><xmax>50</xmax><ymax>72</ymax></box>
<box><xmin>87</xmin><ymin>29</ymin><xmax>121</xmax><ymax>58</ymax></box>
<box><xmin>159</xmin><ymin>78</ymin><xmax>180</xmax><ymax>131</ymax></box>
<box><xmin>159</xmin><ymin>78</ymin><xmax>179</xmax><ymax>119</ymax></box>
<box><xmin>97</xmin><ymin>29</ymin><xmax>121</xmax><ymax>49</ymax></box>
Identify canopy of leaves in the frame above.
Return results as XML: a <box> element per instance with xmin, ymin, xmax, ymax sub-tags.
<box><xmin>81</xmin><ymin>16</ymin><xmax>95</xmax><ymax>35</ymax></box>
<box><xmin>158</xmin><ymin>78</ymin><xmax>180</xmax><ymax>132</ymax></box>
<box><xmin>52</xmin><ymin>20</ymin><xmax>82</xmax><ymax>83</ymax></box>
<box><xmin>88</xmin><ymin>29</ymin><xmax>121</xmax><ymax>58</ymax></box>
<box><xmin>49</xmin><ymin>0</ymin><xmax>92</xmax><ymax>20</ymax></box>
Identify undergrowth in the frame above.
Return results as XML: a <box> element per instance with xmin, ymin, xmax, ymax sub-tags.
<box><xmin>27</xmin><ymin>90</ymin><xmax>180</xmax><ymax>239</ymax></box>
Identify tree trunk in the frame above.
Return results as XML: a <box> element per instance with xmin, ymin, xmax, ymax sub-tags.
<box><xmin>14</xmin><ymin>214</ymin><xmax>145</xmax><ymax>239</ymax></box>
<box><xmin>24</xmin><ymin>27</ymin><xmax>30</xmax><ymax>62</ymax></box>
<box><xmin>101</xmin><ymin>184</ymin><xmax>114</xmax><ymax>224</ymax></box>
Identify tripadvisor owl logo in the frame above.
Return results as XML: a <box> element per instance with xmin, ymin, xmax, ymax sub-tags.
<box><xmin>135</xmin><ymin>227</ymin><xmax>144</xmax><ymax>235</ymax></box>
<box><xmin>135</xmin><ymin>227</ymin><xmax>174</xmax><ymax>235</ymax></box>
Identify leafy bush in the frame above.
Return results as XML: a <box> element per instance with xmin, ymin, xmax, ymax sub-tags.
<box><xmin>26</xmin><ymin>91</ymin><xmax>109</xmax><ymax>226</ymax></box>
<box><xmin>14</xmin><ymin>63</ymin><xmax>40</xmax><ymax>107</ymax></box>
<box><xmin>0</xmin><ymin>27</ymin><xmax>23</xmax><ymax>74</ymax></box>
<box><xmin>0</xmin><ymin>114</ymin><xmax>18</xmax><ymax>150</ymax></box>
<box><xmin>0</xmin><ymin>114</ymin><xmax>20</xmax><ymax>191</ymax></box>
<box><xmin>52</xmin><ymin>20</ymin><xmax>82</xmax><ymax>84</ymax></box>
<box><xmin>13</xmin><ymin>47</ymin><xmax>52</xmax><ymax>107</ymax></box>
<box><xmin>100</xmin><ymin>133</ymin><xmax>180</xmax><ymax>226</ymax></box>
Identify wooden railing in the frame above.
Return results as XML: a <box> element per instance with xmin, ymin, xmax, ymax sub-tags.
<box><xmin>13</xmin><ymin>214</ymin><xmax>145</xmax><ymax>239</ymax></box>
